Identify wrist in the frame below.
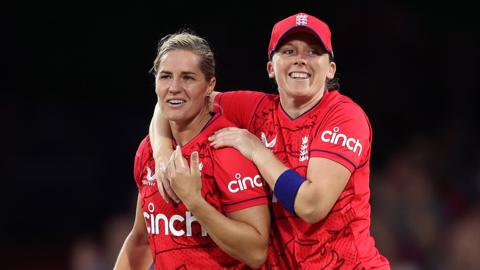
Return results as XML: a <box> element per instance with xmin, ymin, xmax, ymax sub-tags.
<box><xmin>252</xmin><ymin>145</ymin><xmax>271</xmax><ymax>165</ymax></box>
<box><xmin>182</xmin><ymin>193</ymin><xmax>204</xmax><ymax>211</ymax></box>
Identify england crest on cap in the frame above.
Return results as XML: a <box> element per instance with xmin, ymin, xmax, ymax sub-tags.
<box><xmin>296</xmin><ymin>14</ymin><xmax>308</xmax><ymax>26</ymax></box>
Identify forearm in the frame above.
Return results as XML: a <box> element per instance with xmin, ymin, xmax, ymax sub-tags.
<box><xmin>293</xmin><ymin>180</ymin><xmax>331</xmax><ymax>223</ymax></box>
<box><xmin>252</xmin><ymin>146</ymin><xmax>289</xmax><ymax>188</ymax></box>
<box><xmin>114</xmin><ymin>232</ymin><xmax>152</xmax><ymax>270</ymax></box>
<box><xmin>252</xmin><ymin>147</ymin><xmax>328</xmax><ymax>222</ymax></box>
<box><xmin>149</xmin><ymin>102</ymin><xmax>174</xmax><ymax>161</ymax></box>
<box><xmin>185</xmin><ymin>197</ymin><xmax>268</xmax><ymax>268</ymax></box>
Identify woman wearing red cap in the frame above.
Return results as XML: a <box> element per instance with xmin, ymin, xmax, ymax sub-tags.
<box><xmin>150</xmin><ymin>13</ymin><xmax>390</xmax><ymax>269</ymax></box>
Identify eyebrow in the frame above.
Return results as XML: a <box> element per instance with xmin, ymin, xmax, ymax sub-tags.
<box><xmin>159</xmin><ymin>71</ymin><xmax>197</xmax><ymax>76</ymax></box>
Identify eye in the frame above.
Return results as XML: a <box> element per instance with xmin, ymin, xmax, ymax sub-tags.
<box><xmin>183</xmin><ymin>75</ymin><xmax>195</xmax><ymax>81</ymax></box>
<box><xmin>308</xmin><ymin>49</ymin><xmax>321</xmax><ymax>56</ymax></box>
<box><xmin>159</xmin><ymin>74</ymin><xmax>171</xmax><ymax>80</ymax></box>
<box><xmin>282</xmin><ymin>49</ymin><xmax>295</xmax><ymax>55</ymax></box>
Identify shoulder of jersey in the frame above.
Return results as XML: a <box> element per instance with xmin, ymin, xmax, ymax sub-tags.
<box><xmin>212</xmin><ymin>146</ymin><xmax>245</xmax><ymax>164</ymax></box>
<box><xmin>136</xmin><ymin>135</ymin><xmax>153</xmax><ymax>159</ymax></box>
<box><xmin>329</xmin><ymin>91</ymin><xmax>367</xmax><ymax>116</ymax></box>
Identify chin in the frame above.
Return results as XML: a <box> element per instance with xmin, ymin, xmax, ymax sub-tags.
<box><xmin>164</xmin><ymin>112</ymin><xmax>186</xmax><ymax>122</ymax></box>
<box><xmin>288</xmin><ymin>88</ymin><xmax>313</xmax><ymax>97</ymax></box>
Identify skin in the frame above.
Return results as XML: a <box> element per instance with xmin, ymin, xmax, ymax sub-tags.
<box><xmin>266</xmin><ymin>32</ymin><xmax>336</xmax><ymax>118</ymax></box>
<box><xmin>151</xmin><ymin>31</ymin><xmax>350</xmax><ymax>224</ymax></box>
<box><xmin>210</xmin><ymin>32</ymin><xmax>349</xmax><ymax>223</ymax></box>
<box><xmin>114</xmin><ymin>195</ymin><xmax>153</xmax><ymax>270</ymax></box>
<box><xmin>122</xmin><ymin>49</ymin><xmax>269</xmax><ymax>269</ymax></box>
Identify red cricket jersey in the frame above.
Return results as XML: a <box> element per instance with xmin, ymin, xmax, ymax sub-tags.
<box><xmin>133</xmin><ymin>113</ymin><xmax>269</xmax><ymax>269</ymax></box>
<box><xmin>215</xmin><ymin>90</ymin><xmax>390</xmax><ymax>269</ymax></box>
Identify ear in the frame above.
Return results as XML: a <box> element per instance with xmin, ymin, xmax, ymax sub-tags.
<box><xmin>206</xmin><ymin>77</ymin><xmax>216</xmax><ymax>96</ymax></box>
<box><xmin>267</xmin><ymin>61</ymin><xmax>275</xmax><ymax>79</ymax></box>
<box><xmin>326</xmin><ymin>61</ymin><xmax>337</xmax><ymax>80</ymax></box>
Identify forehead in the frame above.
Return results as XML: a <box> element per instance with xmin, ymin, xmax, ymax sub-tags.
<box><xmin>277</xmin><ymin>31</ymin><xmax>324</xmax><ymax>49</ymax></box>
<box><xmin>159</xmin><ymin>49</ymin><xmax>201</xmax><ymax>71</ymax></box>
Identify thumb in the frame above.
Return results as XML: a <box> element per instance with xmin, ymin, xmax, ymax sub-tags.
<box><xmin>190</xmin><ymin>151</ymin><xmax>201</xmax><ymax>176</ymax></box>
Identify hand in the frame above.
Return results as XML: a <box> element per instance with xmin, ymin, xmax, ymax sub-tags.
<box><xmin>208</xmin><ymin>127</ymin><xmax>264</xmax><ymax>161</ymax></box>
<box><xmin>155</xmin><ymin>157</ymin><xmax>180</xmax><ymax>204</ymax></box>
<box><xmin>166</xmin><ymin>145</ymin><xmax>203</xmax><ymax>207</ymax></box>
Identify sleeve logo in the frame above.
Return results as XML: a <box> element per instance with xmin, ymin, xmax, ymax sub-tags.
<box><xmin>228</xmin><ymin>173</ymin><xmax>263</xmax><ymax>193</ymax></box>
<box><xmin>320</xmin><ymin>127</ymin><xmax>363</xmax><ymax>156</ymax></box>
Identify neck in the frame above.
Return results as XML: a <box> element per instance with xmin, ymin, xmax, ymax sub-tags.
<box><xmin>279</xmin><ymin>89</ymin><xmax>325</xmax><ymax>119</ymax></box>
<box><xmin>170</xmin><ymin>107</ymin><xmax>212</xmax><ymax>146</ymax></box>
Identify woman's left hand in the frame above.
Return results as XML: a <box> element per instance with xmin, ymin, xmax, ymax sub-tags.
<box><xmin>166</xmin><ymin>145</ymin><xmax>202</xmax><ymax>206</ymax></box>
<box><xmin>208</xmin><ymin>127</ymin><xmax>264</xmax><ymax>161</ymax></box>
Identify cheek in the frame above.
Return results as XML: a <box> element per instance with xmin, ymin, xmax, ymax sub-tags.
<box><xmin>155</xmin><ymin>81</ymin><xmax>170</xmax><ymax>96</ymax></box>
<box><xmin>188</xmin><ymin>86</ymin><xmax>209</xmax><ymax>103</ymax></box>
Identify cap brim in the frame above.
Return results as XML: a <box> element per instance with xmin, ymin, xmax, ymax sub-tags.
<box><xmin>270</xmin><ymin>26</ymin><xmax>332</xmax><ymax>59</ymax></box>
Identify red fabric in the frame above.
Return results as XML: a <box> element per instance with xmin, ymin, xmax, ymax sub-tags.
<box><xmin>133</xmin><ymin>113</ymin><xmax>268</xmax><ymax>270</ymax></box>
<box><xmin>216</xmin><ymin>90</ymin><xmax>390</xmax><ymax>269</ymax></box>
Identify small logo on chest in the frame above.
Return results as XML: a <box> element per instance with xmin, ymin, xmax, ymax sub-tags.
<box><xmin>142</xmin><ymin>166</ymin><xmax>157</xmax><ymax>186</ymax></box>
<box><xmin>261</xmin><ymin>132</ymin><xmax>277</xmax><ymax>148</ymax></box>
<box><xmin>299</xmin><ymin>136</ymin><xmax>309</xmax><ymax>162</ymax></box>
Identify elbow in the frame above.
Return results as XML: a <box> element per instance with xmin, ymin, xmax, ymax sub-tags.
<box><xmin>244</xmin><ymin>237</ymin><xmax>268</xmax><ymax>269</ymax></box>
<box><xmin>246</xmin><ymin>249</ymin><xmax>267</xmax><ymax>269</ymax></box>
<box><xmin>295</xmin><ymin>204</ymin><xmax>328</xmax><ymax>224</ymax></box>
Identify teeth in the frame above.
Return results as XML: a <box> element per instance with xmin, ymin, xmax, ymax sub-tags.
<box><xmin>290</xmin><ymin>72</ymin><xmax>309</xmax><ymax>79</ymax></box>
<box><xmin>168</xmin><ymin>99</ymin><xmax>185</xmax><ymax>104</ymax></box>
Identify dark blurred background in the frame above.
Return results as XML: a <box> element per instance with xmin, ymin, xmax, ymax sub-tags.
<box><xmin>2</xmin><ymin>0</ymin><xmax>479</xmax><ymax>269</ymax></box>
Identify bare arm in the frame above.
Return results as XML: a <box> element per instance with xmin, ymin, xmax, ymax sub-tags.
<box><xmin>252</xmin><ymin>146</ymin><xmax>350</xmax><ymax>223</ymax></box>
<box><xmin>209</xmin><ymin>127</ymin><xmax>350</xmax><ymax>224</ymax></box>
<box><xmin>167</xmin><ymin>147</ymin><xmax>270</xmax><ymax>269</ymax></box>
<box><xmin>114</xmin><ymin>194</ymin><xmax>152</xmax><ymax>270</ymax></box>
<box><xmin>149</xmin><ymin>92</ymin><xmax>219</xmax><ymax>156</ymax></box>
<box><xmin>187</xmin><ymin>199</ymin><xmax>269</xmax><ymax>269</ymax></box>
<box><xmin>149</xmin><ymin>92</ymin><xmax>220</xmax><ymax>202</ymax></box>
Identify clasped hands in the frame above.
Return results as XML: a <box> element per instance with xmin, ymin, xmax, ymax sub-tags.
<box><xmin>155</xmin><ymin>145</ymin><xmax>202</xmax><ymax>205</ymax></box>
<box><xmin>154</xmin><ymin>127</ymin><xmax>264</xmax><ymax>204</ymax></box>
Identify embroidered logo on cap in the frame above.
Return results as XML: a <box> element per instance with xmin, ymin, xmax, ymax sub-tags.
<box><xmin>296</xmin><ymin>14</ymin><xmax>308</xmax><ymax>26</ymax></box>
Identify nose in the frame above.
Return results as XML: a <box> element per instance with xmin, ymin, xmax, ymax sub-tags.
<box><xmin>293</xmin><ymin>54</ymin><xmax>307</xmax><ymax>66</ymax></box>
<box><xmin>168</xmin><ymin>78</ymin><xmax>182</xmax><ymax>94</ymax></box>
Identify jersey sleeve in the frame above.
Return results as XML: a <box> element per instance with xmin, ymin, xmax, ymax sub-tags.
<box><xmin>310</xmin><ymin>102</ymin><xmax>372</xmax><ymax>172</ymax></box>
<box><xmin>212</xmin><ymin>147</ymin><xmax>269</xmax><ymax>213</ymax></box>
<box><xmin>213</xmin><ymin>91</ymin><xmax>267</xmax><ymax>128</ymax></box>
<box><xmin>133</xmin><ymin>136</ymin><xmax>151</xmax><ymax>189</ymax></box>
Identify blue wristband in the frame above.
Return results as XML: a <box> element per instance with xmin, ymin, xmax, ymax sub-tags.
<box><xmin>273</xmin><ymin>169</ymin><xmax>305</xmax><ymax>215</ymax></box>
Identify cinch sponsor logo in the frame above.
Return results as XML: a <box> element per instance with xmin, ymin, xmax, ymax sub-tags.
<box><xmin>228</xmin><ymin>173</ymin><xmax>263</xmax><ymax>193</ymax></box>
<box><xmin>320</xmin><ymin>127</ymin><xmax>363</xmax><ymax>156</ymax></box>
<box><xmin>143</xmin><ymin>202</ymin><xmax>207</xmax><ymax>237</ymax></box>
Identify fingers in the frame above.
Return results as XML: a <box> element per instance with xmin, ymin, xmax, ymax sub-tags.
<box><xmin>165</xmin><ymin>153</ymin><xmax>180</xmax><ymax>203</ymax></box>
<box><xmin>156</xmin><ymin>170</ymin><xmax>171</xmax><ymax>204</ymax></box>
<box><xmin>214</xmin><ymin>127</ymin><xmax>239</xmax><ymax>134</ymax></box>
<box><xmin>190</xmin><ymin>151</ymin><xmax>201</xmax><ymax>177</ymax></box>
<box><xmin>209</xmin><ymin>132</ymin><xmax>240</xmax><ymax>149</ymax></box>
<box><xmin>208</xmin><ymin>127</ymin><xmax>239</xmax><ymax>140</ymax></box>
<box><xmin>174</xmin><ymin>145</ymin><xmax>187</xmax><ymax>170</ymax></box>
<box><xmin>155</xmin><ymin>162</ymin><xmax>171</xmax><ymax>203</ymax></box>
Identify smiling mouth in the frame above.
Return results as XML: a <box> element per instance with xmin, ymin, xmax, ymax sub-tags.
<box><xmin>166</xmin><ymin>99</ymin><xmax>186</xmax><ymax>106</ymax></box>
<box><xmin>288</xmin><ymin>72</ymin><xmax>311</xmax><ymax>79</ymax></box>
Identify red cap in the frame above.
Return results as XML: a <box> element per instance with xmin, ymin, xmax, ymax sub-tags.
<box><xmin>268</xmin><ymin>12</ymin><xmax>333</xmax><ymax>60</ymax></box>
